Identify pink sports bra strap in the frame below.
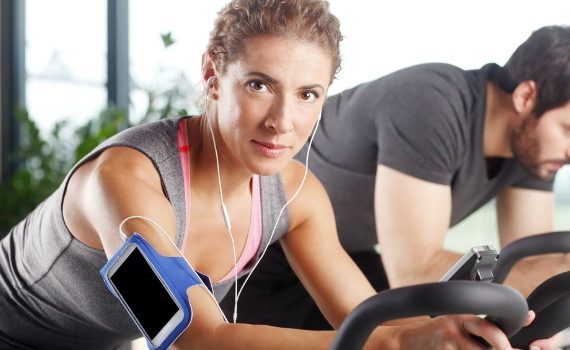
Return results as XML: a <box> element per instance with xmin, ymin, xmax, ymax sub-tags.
<box><xmin>177</xmin><ymin>118</ymin><xmax>263</xmax><ymax>283</ymax></box>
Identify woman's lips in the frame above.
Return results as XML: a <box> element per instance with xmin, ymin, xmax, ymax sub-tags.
<box><xmin>252</xmin><ymin>140</ymin><xmax>287</xmax><ymax>158</ymax></box>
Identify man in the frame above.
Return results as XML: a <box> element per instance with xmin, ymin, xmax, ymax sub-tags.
<box><xmin>221</xmin><ymin>25</ymin><xmax>570</xmax><ymax>330</ymax></box>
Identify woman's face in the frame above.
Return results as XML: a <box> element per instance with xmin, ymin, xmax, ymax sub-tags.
<box><xmin>211</xmin><ymin>35</ymin><xmax>333</xmax><ymax>176</ymax></box>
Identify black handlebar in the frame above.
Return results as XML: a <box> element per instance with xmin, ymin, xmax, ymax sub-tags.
<box><xmin>490</xmin><ymin>231</ymin><xmax>570</xmax><ymax>348</ymax></box>
<box><xmin>331</xmin><ymin>232</ymin><xmax>570</xmax><ymax>349</ymax></box>
<box><xmin>329</xmin><ymin>281</ymin><xmax>528</xmax><ymax>350</ymax></box>
<box><xmin>493</xmin><ymin>231</ymin><xmax>570</xmax><ymax>283</ymax></box>
<box><xmin>509</xmin><ymin>270</ymin><xmax>570</xmax><ymax>348</ymax></box>
<box><xmin>527</xmin><ymin>269</ymin><xmax>570</xmax><ymax>311</ymax></box>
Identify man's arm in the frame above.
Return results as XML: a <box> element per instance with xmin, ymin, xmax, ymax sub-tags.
<box><xmin>496</xmin><ymin>187</ymin><xmax>570</xmax><ymax>296</ymax></box>
<box><xmin>374</xmin><ymin>165</ymin><xmax>462</xmax><ymax>287</ymax></box>
<box><xmin>496</xmin><ymin>187</ymin><xmax>555</xmax><ymax>245</ymax></box>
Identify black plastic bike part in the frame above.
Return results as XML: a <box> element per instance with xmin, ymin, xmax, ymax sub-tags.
<box><xmin>510</xmin><ymin>293</ymin><xmax>570</xmax><ymax>348</ymax></box>
<box><xmin>472</xmin><ymin>248</ymin><xmax>499</xmax><ymax>281</ymax></box>
<box><xmin>509</xmin><ymin>271</ymin><xmax>570</xmax><ymax>349</ymax></box>
<box><xmin>492</xmin><ymin>231</ymin><xmax>570</xmax><ymax>283</ymax></box>
<box><xmin>329</xmin><ymin>281</ymin><xmax>528</xmax><ymax>350</ymax></box>
<box><xmin>527</xmin><ymin>270</ymin><xmax>570</xmax><ymax>311</ymax></box>
<box><xmin>440</xmin><ymin>245</ymin><xmax>499</xmax><ymax>282</ymax></box>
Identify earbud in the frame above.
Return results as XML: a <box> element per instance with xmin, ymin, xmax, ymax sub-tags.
<box><xmin>205</xmin><ymin>77</ymin><xmax>215</xmax><ymax>104</ymax></box>
<box><xmin>206</xmin><ymin>76</ymin><xmax>215</xmax><ymax>90</ymax></box>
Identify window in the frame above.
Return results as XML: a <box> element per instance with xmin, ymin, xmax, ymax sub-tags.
<box><xmin>17</xmin><ymin>0</ymin><xmax>570</xmax><ymax>249</ymax></box>
<box><xmin>26</xmin><ymin>0</ymin><xmax>107</xmax><ymax>135</ymax></box>
<box><xmin>129</xmin><ymin>1</ymin><xmax>227</xmax><ymax>122</ymax></box>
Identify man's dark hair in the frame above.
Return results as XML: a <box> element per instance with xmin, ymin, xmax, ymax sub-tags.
<box><xmin>504</xmin><ymin>25</ymin><xmax>570</xmax><ymax>117</ymax></box>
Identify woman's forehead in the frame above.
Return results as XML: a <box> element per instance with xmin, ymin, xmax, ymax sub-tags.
<box><xmin>226</xmin><ymin>35</ymin><xmax>333</xmax><ymax>87</ymax></box>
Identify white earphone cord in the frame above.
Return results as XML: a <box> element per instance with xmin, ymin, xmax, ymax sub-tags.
<box><xmin>234</xmin><ymin>116</ymin><xmax>321</xmax><ymax>321</ymax></box>
<box><xmin>206</xmin><ymin>113</ymin><xmax>240</xmax><ymax>323</ymax></box>
<box><xmin>203</xmin><ymin>78</ymin><xmax>241</xmax><ymax>322</ymax></box>
<box><xmin>205</xmin><ymin>101</ymin><xmax>321</xmax><ymax>323</ymax></box>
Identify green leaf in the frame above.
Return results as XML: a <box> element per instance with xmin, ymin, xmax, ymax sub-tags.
<box><xmin>161</xmin><ymin>32</ymin><xmax>175</xmax><ymax>48</ymax></box>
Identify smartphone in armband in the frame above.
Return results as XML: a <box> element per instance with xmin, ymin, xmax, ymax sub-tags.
<box><xmin>105</xmin><ymin>243</ymin><xmax>185</xmax><ymax>347</ymax></box>
<box><xmin>440</xmin><ymin>245</ymin><xmax>499</xmax><ymax>282</ymax></box>
<box><xmin>101</xmin><ymin>233</ymin><xmax>213</xmax><ymax>350</ymax></box>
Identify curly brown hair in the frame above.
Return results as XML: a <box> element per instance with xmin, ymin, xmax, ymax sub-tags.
<box><xmin>206</xmin><ymin>0</ymin><xmax>342</xmax><ymax>82</ymax></box>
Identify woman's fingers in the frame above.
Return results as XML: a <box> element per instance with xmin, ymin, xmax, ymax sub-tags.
<box><xmin>516</xmin><ymin>310</ymin><xmax>562</xmax><ymax>350</ymax></box>
<box><xmin>460</xmin><ymin>316</ymin><xmax>512</xmax><ymax>350</ymax></box>
<box><xmin>524</xmin><ymin>331</ymin><xmax>564</xmax><ymax>350</ymax></box>
<box><xmin>521</xmin><ymin>310</ymin><xmax>536</xmax><ymax>327</ymax></box>
<box><xmin>397</xmin><ymin>315</ymin><xmax>513</xmax><ymax>350</ymax></box>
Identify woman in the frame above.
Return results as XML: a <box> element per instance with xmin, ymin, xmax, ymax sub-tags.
<box><xmin>0</xmin><ymin>0</ymin><xmax>554</xmax><ymax>349</ymax></box>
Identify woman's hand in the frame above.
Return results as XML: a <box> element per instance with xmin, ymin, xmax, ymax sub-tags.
<box><xmin>365</xmin><ymin>315</ymin><xmax>513</xmax><ymax>350</ymax></box>
<box><xmin>522</xmin><ymin>311</ymin><xmax>563</xmax><ymax>350</ymax></box>
<box><xmin>365</xmin><ymin>311</ymin><xmax>565</xmax><ymax>350</ymax></box>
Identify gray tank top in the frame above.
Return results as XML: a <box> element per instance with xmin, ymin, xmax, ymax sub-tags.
<box><xmin>0</xmin><ymin>117</ymin><xmax>289</xmax><ymax>349</ymax></box>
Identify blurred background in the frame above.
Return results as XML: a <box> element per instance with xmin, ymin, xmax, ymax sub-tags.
<box><xmin>1</xmin><ymin>0</ymin><xmax>569</xmax><ymax>249</ymax></box>
<box><xmin>0</xmin><ymin>1</ymin><xmax>569</xmax><ymax>349</ymax></box>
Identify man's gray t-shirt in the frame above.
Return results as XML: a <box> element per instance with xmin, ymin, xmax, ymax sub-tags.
<box><xmin>296</xmin><ymin>63</ymin><xmax>553</xmax><ymax>253</ymax></box>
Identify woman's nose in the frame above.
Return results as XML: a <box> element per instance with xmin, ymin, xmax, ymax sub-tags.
<box><xmin>265</xmin><ymin>97</ymin><xmax>294</xmax><ymax>133</ymax></box>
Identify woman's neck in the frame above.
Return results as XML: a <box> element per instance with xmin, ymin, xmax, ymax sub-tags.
<box><xmin>187</xmin><ymin>115</ymin><xmax>253</xmax><ymax>202</ymax></box>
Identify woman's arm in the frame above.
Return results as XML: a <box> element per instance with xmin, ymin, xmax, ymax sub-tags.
<box><xmin>177</xmin><ymin>286</ymin><xmax>336</xmax><ymax>349</ymax></box>
<box><xmin>280</xmin><ymin>160</ymin><xmax>376</xmax><ymax>327</ymax></box>
<box><xmin>63</xmin><ymin>147</ymin><xmax>336</xmax><ymax>349</ymax></box>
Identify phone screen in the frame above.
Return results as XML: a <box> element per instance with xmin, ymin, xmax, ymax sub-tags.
<box><xmin>110</xmin><ymin>247</ymin><xmax>180</xmax><ymax>339</ymax></box>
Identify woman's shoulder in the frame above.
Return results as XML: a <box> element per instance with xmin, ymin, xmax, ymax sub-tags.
<box><xmin>91</xmin><ymin>146</ymin><xmax>160</xmax><ymax>180</ymax></box>
<box><xmin>72</xmin><ymin>116</ymin><xmax>183</xmax><ymax>189</ymax></box>
<box><xmin>63</xmin><ymin>146</ymin><xmax>165</xmax><ymax>249</ymax></box>
<box><xmin>101</xmin><ymin>117</ymin><xmax>182</xmax><ymax>160</ymax></box>
<box><xmin>69</xmin><ymin>147</ymin><xmax>163</xmax><ymax>211</ymax></box>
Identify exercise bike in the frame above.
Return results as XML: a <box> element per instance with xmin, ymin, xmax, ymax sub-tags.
<box><xmin>331</xmin><ymin>231</ymin><xmax>570</xmax><ymax>350</ymax></box>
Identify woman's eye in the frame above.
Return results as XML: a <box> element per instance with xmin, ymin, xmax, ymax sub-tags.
<box><xmin>300</xmin><ymin>91</ymin><xmax>319</xmax><ymax>102</ymax></box>
<box><xmin>247</xmin><ymin>80</ymin><xmax>268</xmax><ymax>92</ymax></box>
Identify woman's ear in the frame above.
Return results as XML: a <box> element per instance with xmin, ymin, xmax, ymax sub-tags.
<box><xmin>512</xmin><ymin>80</ymin><xmax>537</xmax><ymax>116</ymax></box>
<box><xmin>202</xmin><ymin>53</ymin><xmax>215</xmax><ymax>82</ymax></box>
<box><xmin>201</xmin><ymin>53</ymin><xmax>219</xmax><ymax>100</ymax></box>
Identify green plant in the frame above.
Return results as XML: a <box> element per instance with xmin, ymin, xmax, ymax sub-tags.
<box><xmin>0</xmin><ymin>103</ymin><xmax>192</xmax><ymax>233</ymax></box>
<box><xmin>0</xmin><ymin>107</ymin><xmax>128</xmax><ymax>232</ymax></box>
<box><xmin>0</xmin><ymin>109</ymin><xmax>71</xmax><ymax>230</ymax></box>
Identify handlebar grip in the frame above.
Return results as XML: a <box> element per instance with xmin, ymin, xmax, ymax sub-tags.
<box><xmin>330</xmin><ymin>281</ymin><xmax>528</xmax><ymax>350</ymax></box>
<box><xmin>510</xmin><ymin>293</ymin><xmax>570</xmax><ymax>348</ymax></box>
<box><xmin>493</xmin><ymin>231</ymin><xmax>570</xmax><ymax>283</ymax></box>
<box><xmin>509</xmin><ymin>271</ymin><xmax>570</xmax><ymax>349</ymax></box>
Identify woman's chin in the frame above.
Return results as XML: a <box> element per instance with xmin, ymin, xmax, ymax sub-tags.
<box><xmin>247</xmin><ymin>158</ymin><xmax>289</xmax><ymax>176</ymax></box>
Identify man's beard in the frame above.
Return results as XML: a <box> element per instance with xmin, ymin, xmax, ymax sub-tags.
<box><xmin>510</xmin><ymin>117</ymin><xmax>550</xmax><ymax>180</ymax></box>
